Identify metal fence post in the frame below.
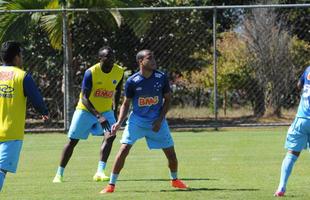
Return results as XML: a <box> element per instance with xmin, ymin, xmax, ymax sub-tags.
<box><xmin>62</xmin><ymin>5</ymin><xmax>70</xmax><ymax>131</ymax></box>
<box><xmin>213</xmin><ymin>8</ymin><xmax>218</xmax><ymax>130</ymax></box>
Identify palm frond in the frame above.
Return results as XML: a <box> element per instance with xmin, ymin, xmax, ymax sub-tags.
<box><xmin>109</xmin><ymin>10</ymin><xmax>122</xmax><ymax>27</ymax></box>
<box><xmin>38</xmin><ymin>0</ymin><xmax>62</xmax><ymax>50</ymax></box>
<box><xmin>40</xmin><ymin>14</ymin><xmax>62</xmax><ymax>50</ymax></box>
<box><xmin>0</xmin><ymin>13</ymin><xmax>31</xmax><ymax>42</ymax></box>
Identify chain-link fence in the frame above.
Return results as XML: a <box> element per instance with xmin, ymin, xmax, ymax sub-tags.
<box><xmin>0</xmin><ymin>4</ymin><xmax>309</xmax><ymax>131</ymax></box>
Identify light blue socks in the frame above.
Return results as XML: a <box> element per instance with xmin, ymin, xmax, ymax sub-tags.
<box><xmin>97</xmin><ymin>161</ymin><xmax>106</xmax><ymax>173</ymax></box>
<box><xmin>277</xmin><ymin>153</ymin><xmax>298</xmax><ymax>192</ymax></box>
<box><xmin>109</xmin><ymin>173</ymin><xmax>119</xmax><ymax>185</ymax></box>
<box><xmin>56</xmin><ymin>166</ymin><xmax>65</xmax><ymax>176</ymax></box>
<box><xmin>170</xmin><ymin>171</ymin><xmax>178</xmax><ymax>180</ymax></box>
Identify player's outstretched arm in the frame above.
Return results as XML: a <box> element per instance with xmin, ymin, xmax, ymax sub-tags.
<box><xmin>23</xmin><ymin>73</ymin><xmax>49</xmax><ymax>121</ymax></box>
<box><xmin>111</xmin><ymin>97</ymin><xmax>131</xmax><ymax>135</ymax></box>
<box><xmin>113</xmin><ymin>75</ymin><xmax>124</xmax><ymax>118</ymax></box>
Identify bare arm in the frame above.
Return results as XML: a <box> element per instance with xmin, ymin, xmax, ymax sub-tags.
<box><xmin>116</xmin><ymin>97</ymin><xmax>131</xmax><ymax>125</ymax></box>
<box><xmin>113</xmin><ymin>76</ymin><xmax>123</xmax><ymax>118</ymax></box>
<box><xmin>159</xmin><ymin>92</ymin><xmax>171</xmax><ymax>121</ymax></box>
<box><xmin>152</xmin><ymin>92</ymin><xmax>171</xmax><ymax>132</ymax></box>
<box><xmin>111</xmin><ymin>97</ymin><xmax>131</xmax><ymax>134</ymax></box>
<box><xmin>81</xmin><ymin>89</ymin><xmax>110</xmax><ymax>130</ymax></box>
<box><xmin>81</xmin><ymin>89</ymin><xmax>100</xmax><ymax>117</ymax></box>
<box><xmin>297</xmin><ymin>80</ymin><xmax>303</xmax><ymax>91</ymax></box>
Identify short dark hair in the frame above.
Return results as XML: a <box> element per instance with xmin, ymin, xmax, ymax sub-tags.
<box><xmin>98</xmin><ymin>46</ymin><xmax>113</xmax><ymax>57</ymax></box>
<box><xmin>0</xmin><ymin>41</ymin><xmax>22</xmax><ymax>64</ymax></box>
<box><xmin>136</xmin><ymin>49</ymin><xmax>151</xmax><ymax>63</ymax></box>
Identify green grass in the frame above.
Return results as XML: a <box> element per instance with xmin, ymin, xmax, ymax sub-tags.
<box><xmin>168</xmin><ymin>106</ymin><xmax>296</xmax><ymax>122</ymax></box>
<box><xmin>1</xmin><ymin>127</ymin><xmax>310</xmax><ymax>199</ymax></box>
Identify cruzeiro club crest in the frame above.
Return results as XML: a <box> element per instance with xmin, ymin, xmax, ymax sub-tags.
<box><xmin>0</xmin><ymin>84</ymin><xmax>14</xmax><ymax>98</ymax></box>
<box><xmin>112</xmin><ymin>80</ymin><xmax>117</xmax><ymax>84</ymax></box>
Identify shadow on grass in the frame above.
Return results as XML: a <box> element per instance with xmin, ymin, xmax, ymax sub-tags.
<box><xmin>160</xmin><ymin>188</ymin><xmax>260</xmax><ymax>192</ymax></box>
<box><xmin>119</xmin><ymin>178</ymin><xmax>217</xmax><ymax>182</ymax></box>
<box><xmin>121</xmin><ymin>188</ymin><xmax>259</xmax><ymax>193</ymax></box>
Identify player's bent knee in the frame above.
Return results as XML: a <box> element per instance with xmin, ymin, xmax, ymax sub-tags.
<box><xmin>288</xmin><ymin>150</ymin><xmax>300</xmax><ymax>157</ymax></box>
<box><xmin>105</xmin><ymin>135</ymin><xmax>116</xmax><ymax>143</ymax></box>
<box><xmin>68</xmin><ymin>138</ymin><xmax>79</xmax><ymax>146</ymax></box>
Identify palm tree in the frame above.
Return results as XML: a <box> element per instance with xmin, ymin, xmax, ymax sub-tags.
<box><xmin>0</xmin><ymin>0</ymin><xmax>143</xmax><ymax>129</ymax></box>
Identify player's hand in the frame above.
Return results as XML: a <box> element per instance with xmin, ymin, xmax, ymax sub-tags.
<box><xmin>111</xmin><ymin>122</ymin><xmax>121</xmax><ymax>135</ymax></box>
<box><xmin>41</xmin><ymin>115</ymin><xmax>49</xmax><ymax>121</ymax></box>
<box><xmin>152</xmin><ymin>118</ymin><xmax>162</xmax><ymax>132</ymax></box>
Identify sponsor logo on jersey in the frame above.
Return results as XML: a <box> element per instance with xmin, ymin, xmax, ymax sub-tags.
<box><xmin>0</xmin><ymin>84</ymin><xmax>14</xmax><ymax>98</ymax></box>
<box><xmin>94</xmin><ymin>89</ymin><xmax>114</xmax><ymax>98</ymax></box>
<box><xmin>138</xmin><ymin>96</ymin><xmax>159</xmax><ymax>107</ymax></box>
<box><xmin>136</xmin><ymin>87</ymin><xmax>142</xmax><ymax>91</ymax></box>
<box><xmin>307</xmin><ymin>73</ymin><xmax>310</xmax><ymax>81</ymax></box>
<box><xmin>0</xmin><ymin>71</ymin><xmax>14</xmax><ymax>81</ymax></box>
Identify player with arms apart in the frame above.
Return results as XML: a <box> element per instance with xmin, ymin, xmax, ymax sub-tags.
<box><xmin>100</xmin><ymin>49</ymin><xmax>188</xmax><ymax>193</ymax></box>
<box><xmin>53</xmin><ymin>46</ymin><xmax>123</xmax><ymax>183</ymax></box>
<box><xmin>0</xmin><ymin>41</ymin><xmax>49</xmax><ymax>191</ymax></box>
<box><xmin>274</xmin><ymin>65</ymin><xmax>310</xmax><ymax>197</ymax></box>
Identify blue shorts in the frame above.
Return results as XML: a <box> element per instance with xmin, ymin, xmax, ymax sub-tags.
<box><xmin>0</xmin><ymin>140</ymin><xmax>23</xmax><ymax>173</ymax></box>
<box><xmin>120</xmin><ymin>119</ymin><xmax>174</xmax><ymax>149</ymax></box>
<box><xmin>285</xmin><ymin>117</ymin><xmax>310</xmax><ymax>152</ymax></box>
<box><xmin>68</xmin><ymin>109</ymin><xmax>116</xmax><ymax>140</ymax></box>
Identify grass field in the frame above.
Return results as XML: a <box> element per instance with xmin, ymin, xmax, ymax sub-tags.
<box><xmin>1</xmin><ymin>127</ymin><xmax>310</xmax><ymax>200</ymax></box>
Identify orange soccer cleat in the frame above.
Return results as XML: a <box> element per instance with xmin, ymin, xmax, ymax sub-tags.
<box><xmin>274</xmin><ymin>191</ymin><xmax>285</xmax><ymax>197</ymax></box>
<box><xmin>100</xmin><ymin>184</ymin><xmax>115</xmax><ymax>194</ymax></box>
<box><xmin>171</xmin><ymin>179</ymin><xmax>189</xmax><ymax>189</ymax></box>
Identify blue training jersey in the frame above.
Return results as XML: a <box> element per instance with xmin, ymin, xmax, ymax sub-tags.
<box><xmin>125</xmin><ymin>70</ymin><xmax>171</xmax><ymax>127</ymax></box>
<box><xmin>297</xmin><ymin>66</ymin><xmax>310</xmax><ymax>118</ymax></box>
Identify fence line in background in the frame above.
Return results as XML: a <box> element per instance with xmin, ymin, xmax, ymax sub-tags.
<box><xmin>0</xmin><ymin>4</ymin><xmax>308</xmax><ymax>131</ymax></box>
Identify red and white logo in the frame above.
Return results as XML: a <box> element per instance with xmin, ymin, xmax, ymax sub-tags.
<box><xmin>138</xmin><ymin>96</ymin><xmax>159</xmax><ymax>107</ymax></box>
<box><xmin>307</xmin><ymin>73</ymin><xmax>310</xmax><ymax>80</ymax></box>
<box><xmin>94</xmin><ymin>89</ymin><xmax>114</xmax><ymax>98</ymax></box>
<box><xmin>0</xmin><ymin>71</ymin><xmax>14</xmax><ymax>81</ymax></box>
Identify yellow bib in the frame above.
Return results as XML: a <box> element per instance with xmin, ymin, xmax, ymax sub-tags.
<box><xmin>0</xmin><ymin>66</ymin><xmax>26</xmax><ymax>141</ymax></box>
<box><xmin>76</xmin><ymin>63</ymin><xmax>124</xmax><ymax>113</ymax></box>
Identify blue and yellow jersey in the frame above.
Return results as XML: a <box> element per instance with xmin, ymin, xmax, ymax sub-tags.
<box><xmin>76</xmin><ymin>63</ymin><xmax>124</xmax><ymax>113</ymax></box>
<box><xmin>0</xmin><ymin>66</ymin><xmax>27</xmax><ymax>141</ymax></box>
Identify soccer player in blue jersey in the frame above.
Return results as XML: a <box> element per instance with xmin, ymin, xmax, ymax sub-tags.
<box><xmin>274</xmin><ymin>65</ymin><xmax>310</xmax><ymax>197</ymax></box>
<box><xmin>0</xmin><ymin>41</ymin><xmax>49</xmax><ymax>191</ymax></box>
<box><xmin>53</xmin><ymin>46</ymin><xmax>124</xmax><ymax>183</ymax></box>
<box><xmin>100</xmin><ymin>49</ymin><xmax>188</xmax><ymax>193</ymax></box>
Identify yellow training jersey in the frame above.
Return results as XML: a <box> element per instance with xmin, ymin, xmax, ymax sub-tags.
<box><xmin>76</xmin><ymin>63</ymin><xmax>124</xmax><ymax>113</ymax></box>
<box><xmin>0</xmin><ymin>66</ymin><xmax>27</xmax><ymax>141</ymax></box>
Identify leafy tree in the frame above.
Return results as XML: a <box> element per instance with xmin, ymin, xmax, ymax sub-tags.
<box><xmin>0</xmin><ymin>0</ymin><xmax>143</xmax><ymax>123</ymax></box>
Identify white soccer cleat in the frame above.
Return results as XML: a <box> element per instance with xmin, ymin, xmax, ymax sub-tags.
<box><xmin>93</xmin><ymin>171</ymin><xmax>110</xmax><ymax>181</ymax></box>
<box><xmin>52</xmin><ymin>174</ymin><xmax>64</xmax><ymax>183</ymax></box>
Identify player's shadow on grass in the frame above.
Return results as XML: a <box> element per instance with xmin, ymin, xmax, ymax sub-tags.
<box><xmin>123</xmin><ymin>188</ymin><xmax>259</xmax><ymax>193</ymax></box>
<box><xmin>160</xmin><ymin>188</ymin><xmax>260</xmax><ymax>192</ymax></box>
<box><xmin>119</xmin><ymin>178</ymin><xmax>217</xmax><ymax>182</ymax></box>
